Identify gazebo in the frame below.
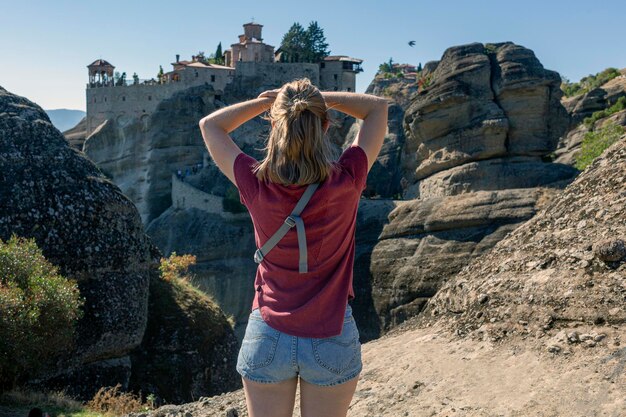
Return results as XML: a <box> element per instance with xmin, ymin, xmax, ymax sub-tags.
<box><xmin>87</xmin><ymin>59</ymin><xmax>115</xmax><ymax>86</ymax></box>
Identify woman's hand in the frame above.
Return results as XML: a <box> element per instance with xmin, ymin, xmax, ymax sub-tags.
<box><xmin>257</xmin><ymin>88</ymin><xmax>281</xmax><ymax>100</ymax></box>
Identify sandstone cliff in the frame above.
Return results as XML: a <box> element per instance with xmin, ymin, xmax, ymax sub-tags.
<box><xmin>356</xmin><ymin>42</ymin><xmax>579</xmax><ymax>338</ymax></box>
<box><xmin>0</xmin><ymin>86</ymin><xmax>239</xmax><ymax>403</ymax></box>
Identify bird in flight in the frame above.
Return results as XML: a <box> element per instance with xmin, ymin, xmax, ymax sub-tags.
<box><xmin>408</xmin><ymin>40</ymin><xmax>416</xmax><ymax>47</ymax></box>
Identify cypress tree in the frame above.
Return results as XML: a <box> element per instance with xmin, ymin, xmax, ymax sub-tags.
<box><xmin>215</xmin><ymin>42</ymin><xmax>223</xmax><ymax>65</ymax></box>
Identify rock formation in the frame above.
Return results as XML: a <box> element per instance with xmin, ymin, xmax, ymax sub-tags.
<box><xmin>83</xmin><ymin>85</ymin><xmax>219</xmax><ymax>225</ymax></box>
<box><xmin>555</xmin><ymin>70</ymin><xmax>626</xmax><ymax>165</ymax></box>
<box><xmin>421</xmin><ymin>134</ymin><xmax>626</xmax><ymax>341</ymax></box>
<box><xmin>402</xmin><ymin>42</ymin><xmax>574</xmax><ymax>199</ymax></box>
<box><xmin>356</xmin><ymin>42</ymin><xmax>579</xmax><ymax>338</ymax></box>
<box><xmin>0</xmin><ymin>86</ymin><xmax>239</xmax><ymax>402</ymax></box>
<box><xmin>62</xmin><ymin>115</ymin><xmax>88</xmax><ymax>150</ymax></box>
<box><xmin>562</xmin><ymin>69</ymin><xmax>626</xmax><ymax>127</ymax></box>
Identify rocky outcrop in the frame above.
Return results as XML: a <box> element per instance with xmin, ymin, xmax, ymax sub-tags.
<box><xmin>562</xmin><ymin>70</ymin><xmax>626</xmax><ymax>127</ymax></box>
<box><xmin>353</xmin><ymin>42</ymin><xmax>579</xmax><ymax>338</ymax></box>
<box><xmin>420</xmin><ymin>135</ymin><xmax>626</xmax><ymax>341</ymax></box>
<box><xmin>62</xmin><ymin>115</ymin><xmax>88</xmax><ymax>150</ymax></box>
<box><xmin>146</xmin><ymin>206</ymin><xmax>258</xmax><ymax>341</ymax></box>
<box><xmin>555</xmin><ymin>70</ymin><xmax>626</xmax><ymax>165</ymax></box>
<box><xmin>555</xmin><ymin>109</ymin><xmax>626</xmax><ymax>165</ymax></box>
<box><xmin>83</xmin><ymin>85</ymin><xmax>219</xmax><ymax>225</ymax></box>
<box><xmin>0</xmin><ymin>86</ymin><xmax>239</xmax><ymax>402</ymax></box>
<box><xmin>402</xmin><ymin>42</ymin><xmax>575</xmax><ymax>199</ymax></box>
<box><xmin>0</xmin><ymin>85</ymin><xmax>153</xmax><ymax>395</ymax></box>
<box><xmin>129</xmin><ymin>266</ymin><xmax>240</xmax><ymax>404</ymax></box>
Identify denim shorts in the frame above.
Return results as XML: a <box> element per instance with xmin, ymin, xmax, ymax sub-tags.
<box><xmin>236</xmin><ymin>304</ymin><xmax>362</xmax><ymax>386</ymax></box>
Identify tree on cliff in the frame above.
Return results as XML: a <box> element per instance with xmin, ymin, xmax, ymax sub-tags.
<box><xmin>279</xmin><ymin>21</ymin><xmax>330</xmax><ymax>63</ymax></box>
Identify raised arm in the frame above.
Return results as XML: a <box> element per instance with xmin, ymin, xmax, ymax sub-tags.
<box><xmin>321</xmin><ymin>92</ymin><xmax>389</xmax><ymax>173</ymax></box>
<box><xmin>198</xmin><ymin>97</ymin><xmax>273</xmax><ymax>186</ymax></box>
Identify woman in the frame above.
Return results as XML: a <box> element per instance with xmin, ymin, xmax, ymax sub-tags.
<box><xmin>199</xmin><ymin>78</ymin><xmax>388</xmax><ymax>417</ymax></box>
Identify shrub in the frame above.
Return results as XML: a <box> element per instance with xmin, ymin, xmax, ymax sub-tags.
<box><xmin>86</xmin><ymin>383</ymin><xmax>152</xmax><ymax>415</ymax></box>
<box><xmin>561</xmin><ymin>67</ymin><xmax>621</xmax><ymax>97</ymax></box>
<box><xmin>583</xmin><ymin>96</ymin><xmax>626</xmax><ymax>127</ymax></box>
<box><xmin>0</xmin><ymin>234</ymin><xmax>85</xmax><ymax>388</ymax></box>
<box><xmin>159</xmin><ymin>251</ymin><xmax>196</xmax><ymax>283</ymax></box>
<box><xmin>574</xmin><ymin>123</ymin><xmax>625</xmax><ymax>170</ymax></box>
<box><xmin>158</xmin><ymin>251</ymin><xmax>217</xmax><ymax>303</ymax></box>
<box><xmin>223</xmin><ymin>184</ymin><xmax>247</xmax><ymax>213</ymax></box>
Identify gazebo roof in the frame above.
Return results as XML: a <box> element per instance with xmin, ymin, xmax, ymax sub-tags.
<box><xmin>87</xmin><ymin>59</ymin><xmax>115</xmax><ymax>68</ymax></box>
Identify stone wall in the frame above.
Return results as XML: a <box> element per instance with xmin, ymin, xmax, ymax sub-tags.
<box><xmin>234</xmin><ymin>61</ymin><xmax>320</xmax><ymax>85</ymax></box>
<box><xmin>85</xmin><ymin>66</ymin><xmax>234</xmax><ymax>136</ymax></box>
<box><xmin>171</xmin><ymin>174</ymin><xmax>248</xmax><ymax>220</ymax></box>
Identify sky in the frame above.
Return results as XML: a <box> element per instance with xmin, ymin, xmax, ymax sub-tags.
<box><xmin>1</xmin><ymin>0</ymin><xmax>625</xmax><ymax>112</ymax></box>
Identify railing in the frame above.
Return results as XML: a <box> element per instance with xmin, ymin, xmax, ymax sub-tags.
<box><xmin>87</xmin><ymin>78</ymin><xmax>182</xmax><ymax>88</ymax></box>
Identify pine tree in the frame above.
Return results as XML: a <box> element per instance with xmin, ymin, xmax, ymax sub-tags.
<box><xmin>305</xmin><ymin>21</ymin><xmax>330</xmax><ymax>62</ymax></box>
<box><xmin>279</xmin><ymin>21</ymin><xmax>329</xmax><ymax>63</ymax></box>
<box><xmin>279</xmin><ymin>22</ymin><xmax>307</xmax><ymax>63</ymax></box>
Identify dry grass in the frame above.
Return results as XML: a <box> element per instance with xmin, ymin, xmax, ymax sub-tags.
<box><xmin>85</xmin><ymin>384</ymin><xmax>152</xmax><ymax>416</ymax></box>
<box><xmin>0</xmin><ymin>384</ymin><xmax>154</xmax><ymax>417</ymax></box>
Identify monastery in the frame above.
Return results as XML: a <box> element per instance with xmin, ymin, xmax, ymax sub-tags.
<box><xmin>85</xmin><ymin>22</ymin><xmax>363</xmax><ymax>136</ymax></box>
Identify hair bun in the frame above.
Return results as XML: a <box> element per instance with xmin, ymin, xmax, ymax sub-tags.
<box><xmin>292</xmin><ymin>99</ymin><xmax>308</xmax><ymax>113</ymax></box>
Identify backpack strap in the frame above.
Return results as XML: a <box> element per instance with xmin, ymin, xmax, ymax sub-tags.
<box><xmin>254</xmin><ymin>182</ymin><xmax>320</xmax><ymax>273</ymax></box>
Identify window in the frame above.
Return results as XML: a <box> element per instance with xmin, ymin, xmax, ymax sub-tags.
<box><xmin>215</xmin><ymin>95</ymin><xmax>221</xmax><ymax>101</ymax></box>
<box><xmin>122</xmin><ymin>96</ymin><xmax>126</xmax><ymax>101</ymax></box>
<box><xmin>320</xmin><ymin>62</ymin><xmax>325</xmax><ymax>68</ymax></box>
<box><xmin>334</xmin><ymin>74</ymin><xmax>338</xmax><ymax>80</ymax></box>
<box><xmin>333</xmin><ymin>87</ymin><xmax>338</xmax><ymax>91</ymax></box>
<box><xmin>104</xmin><ymin>97</ymin><xmax>107</xmax><ymax>102</ymax></box>
<box><xmin>211</xmin><ymin>75</ymin><xmax>215</xmax><ymax>82</ymax></box>
<box><xmin>94</xmin><ymin>97</ymin><xmax>97</xmax><ymax>103</ymax></box>
<box><xmin>347</xmin><ymin>87</ymin><xmax>351</xmax><ymax>92</ymax></box>
<box><xmin>148</xmin><ymin>95</ymin><xmax>152</xmax><ymax>101</ymax></box>
<box><xmin>195</xmin><ymin>72</ymin><xmax>199</xmax><ymax>77</ymax></box>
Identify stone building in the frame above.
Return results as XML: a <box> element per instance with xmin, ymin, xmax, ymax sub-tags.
<box><xmin>223</xmin><ymin>22</ymin><xmax>275</xmax><ymax>66</ymax></box>
<box><xmin>85</xmin><ymin>21</ymin><xmax>362</xmax><ymax>137</ymax></box>
<box><xmin>319</xmin><ymin>55</ymin><xmax>363</xmax><ymax>92</ymax></box>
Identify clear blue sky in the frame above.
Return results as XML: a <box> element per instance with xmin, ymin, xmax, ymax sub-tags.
<box><xmin>1</xmin><ymin>0</ymin><xmax>624</xmax><ymax>112</ymax></box>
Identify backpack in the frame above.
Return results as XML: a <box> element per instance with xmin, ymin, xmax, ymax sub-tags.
<box><xmin>253</xmin><ymin>182</ymin><xmax>320</xmax><ymax>274</ymax></box>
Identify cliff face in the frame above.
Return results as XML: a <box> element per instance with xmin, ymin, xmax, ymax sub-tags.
<box><xmin>0</xmin><ymin>86</ymin><xmax>239</xmax><ymax>402</ymax></box>
<box><xmin>403</xmin><ymin>42</ymin><xmax>574</xmax><ymax>199</ymax></box>
<box><xmin>350</xmin><ymin>42</ymin><xmax>580</xmax><ymax>338</ymax></box>
<box><xmin>0</xmin><ymin>85</ymin><xmax>152</xmax><ymax>394</ymax></box>
<box><xmin>83</xmin><ymin>85</ymin><xmax>219</xmax><ymax>225</ymax></box>
<box><xmin>421</xmin><ymin>134</ymin><xmax>626</xmax><ymax>340</ymax></box>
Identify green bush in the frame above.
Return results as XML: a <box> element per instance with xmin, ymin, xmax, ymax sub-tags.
<box><xmin>222</xmin><ymin>184</ymin><xmax>247</xmax><ymax>214</ymax></box>
<box><xmin>583</xmin><ymin>96</ymin><xmax>626</xmax><ymax>127</ymax></box>
<box><xmin>0</xmin><ymin>234</ymin><xmax>85</xmax><ymax>388</ymax></box>
<box><xmin>574</xmin><ymin>123</ymin><xmax>625</xmax><ymax>170</ymax></box>
<box><xmin>561</xmin><ymin>67</ymin><xmax>621</xmax><ymax>97</ymax></box>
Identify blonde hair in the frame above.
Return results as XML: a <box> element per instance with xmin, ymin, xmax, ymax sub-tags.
<box><xmin>253</xmin><ymin>77</ymin><xmax>339</xmax><ymax>185</ymax></box>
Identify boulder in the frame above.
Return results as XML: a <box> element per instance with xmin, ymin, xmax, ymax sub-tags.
<box><xmin>403</xmin><ymin>42</ymin><xmax>573</xmax><ymax>198</ymax></box>
<box><xmin>0</xmin><ymin>85</ymin><xmax>152</xmax><ymax>394</ymax></box>
<box><xmin>0</xmin><ymin>85</ymin><xmax>239</xmax><ymax>402</ymax></box>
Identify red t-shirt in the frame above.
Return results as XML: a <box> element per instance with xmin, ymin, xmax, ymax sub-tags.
<box><xmin>233</xmin><ymin>144</ymin><xmax>369</xmax><ymax>338</ymax></box>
